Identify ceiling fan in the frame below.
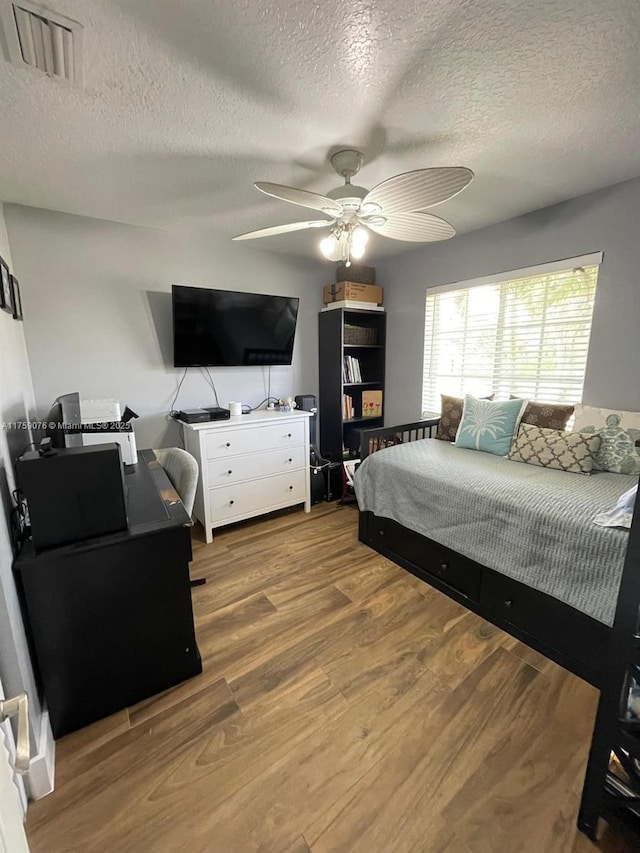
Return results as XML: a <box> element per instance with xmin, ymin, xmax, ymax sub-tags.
<box><xmin>233</xmin><ymin>149</ymin><xmax>473</xmax><ymax>265</ymax></box>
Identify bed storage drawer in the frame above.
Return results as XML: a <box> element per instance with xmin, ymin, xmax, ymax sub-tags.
<box><xmin>482</xmin><ymin>570</ymin><xmax>564</xmax><ymax>638</ymax></box>
<box><xmin>480</xmin><ymin>569</ymin><xmax>608</xmax><ymax>675</ymax></box>
<box><xmin>368</xmin><ymin>515</ymin><xmax>481</xmax><ymax>602</ymax></box>
<box><xmin>360</xmin><ymin>511</ymin><xmax>609</xmax><ymax>687</ymax></box>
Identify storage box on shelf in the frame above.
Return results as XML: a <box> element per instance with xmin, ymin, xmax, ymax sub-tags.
<box><xmin>183</xmin><ymin>410</ymin><xmax>312</xmax><ymax>543</ymax></box>
<box><xmin>344</xmin><ymin>324</ymin><xmax>377</xmax><ymax>345</ymax></box>
<box><xmin>335</xmin><ymin>263</ymin><xmax>376</xmax><ymax>285</ymax></box>
<box><xmin>323</xmin><ymin>281</ymin><xmax>383</xmax><ymax>305</ymax></box>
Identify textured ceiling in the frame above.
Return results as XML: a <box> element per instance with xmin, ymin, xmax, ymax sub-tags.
<box><xmin>0</xmin><ymin>0</ymin><xmax>639</xmax><ymax>260</ymax></box>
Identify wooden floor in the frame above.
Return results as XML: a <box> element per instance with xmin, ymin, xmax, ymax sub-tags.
<box><xmin>26</xmin><ymin>504</ymin><xmax>634</xmax><ymax>853</ymax></box>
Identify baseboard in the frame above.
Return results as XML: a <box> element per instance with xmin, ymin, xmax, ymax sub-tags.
<box><xmin>26</xmin><ymin>708</ymin><xmax>55</xmax><ymax>800</ymax></box>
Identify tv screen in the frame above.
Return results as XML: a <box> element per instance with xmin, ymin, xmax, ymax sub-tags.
<box><xmin>172</xmin><ymin>285</ymin><xmax>299</xmax><ymax>368</ymax></box>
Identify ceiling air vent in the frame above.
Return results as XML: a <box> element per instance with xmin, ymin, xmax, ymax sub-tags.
<box><xmin>0</xmin><ymin>1</ymin><xmax>82</xmax><ymax>84</ymax></box>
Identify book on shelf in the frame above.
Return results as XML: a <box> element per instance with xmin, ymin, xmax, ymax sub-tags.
<box><xmin>342</xmin><ymin>394</ymin><xmax>354</xmax><ymax>420</ymax></box>
<box><xmin>362</xmin><ymin>390</ymin><xmax>383</xmax><ymax>417</ymax></box>
<box><xmin>343</xmin><ymin>355</ymin><xmax>362</xmax><ymax>383</ymax></box>
<box><xmin>321</xmin><ymin>300</ymin><xmax>385</xmax><ymax>312</ymax></box>
<box><xmin>352</xmin><ymin>356</ymin><xmax>361</xmax><ymax>382</ymax></box>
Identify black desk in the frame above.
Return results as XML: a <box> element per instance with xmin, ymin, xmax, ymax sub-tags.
<box><xmin>14</xmin><ymin>450</ymin><xmax>202</xmax><ymax>738</ymax></box>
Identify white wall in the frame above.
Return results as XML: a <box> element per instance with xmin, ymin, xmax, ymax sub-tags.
<box><xmin>377</xmin><ymin>176</ymin><xmax>640</xmax><ymax>425</ymax></box>
<box><xmin>0</xmin><ymin>202</ymin><xmax>47</xmax><ymax>769</ymax></box>
<box><xmin>4</xmin><ymin>206</ymin><xmax>325</xmax><ymax>449</ymax></box>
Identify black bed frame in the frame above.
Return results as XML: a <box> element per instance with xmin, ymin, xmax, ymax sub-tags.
<box><xmin>357</xmin><ymin>418</ymin><xmax>610</xmax><ymax>687</ymax></box>
<box><xmin>357</xmin><ymin>417</ymin><xmax>640</xmax><ymax>844</ymax></box>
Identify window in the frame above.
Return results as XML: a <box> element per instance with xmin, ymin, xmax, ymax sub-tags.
<box><xmin>421</xmin><ymin>253</ymin><xmax>601</xmax><ymax>417</ymax></box>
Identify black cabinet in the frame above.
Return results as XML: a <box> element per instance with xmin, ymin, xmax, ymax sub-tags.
<box><xmin>318</xmin><ymin>307</ymin><xmax>386</xmax><ymax>461</ymax></box>
<box><xmin>14</xmin><ymin>450</ymin><xmax>202</xmax><ymax>737</ymax></box>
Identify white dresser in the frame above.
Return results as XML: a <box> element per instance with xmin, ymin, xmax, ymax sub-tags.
<box><xmin>182</xmin><ymin>410</ymin><xmax>312</xmax><ymax>543</ymax></box>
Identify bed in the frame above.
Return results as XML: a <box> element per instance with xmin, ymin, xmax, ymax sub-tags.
<box><xmin>355</xmin><ymin>418</ymin><xmax>635</xmax><ymax>688</ymax></box>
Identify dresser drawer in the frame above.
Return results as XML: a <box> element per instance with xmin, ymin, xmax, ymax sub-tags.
<box><xmin>205</xmin><ymin>420</ymin><xmax>305</xmax><ymax>460</ymax></box>
<box><xmin>209</xmin><ymin>469</ymin><xmax>306</xmax><ymax>522</ymax></box>
<box><xmin>207</xmin><ymin>445</ymin><xmax>306</xmax><ymax>487</ymax></box>
<box><xmin>367</xmin><ymin>514</ymin><xmax>482</xmax><ymax>602</ymax></box>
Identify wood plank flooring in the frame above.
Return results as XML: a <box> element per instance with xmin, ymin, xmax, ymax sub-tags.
<box><xmin>26</xmin><ymin>504</ymin><xmax>633</xmax><ymax>853</ymax></box>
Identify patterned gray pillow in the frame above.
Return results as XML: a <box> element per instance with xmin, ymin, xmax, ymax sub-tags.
<box><xmin>509</xmin><ymin>397</ymin><xmax>575</xmax><ymax>431</ymax></box>
<box><xmin>508</xmin><ymin>424</ymin><xmax>601</xmax><ymax>475</ymax></box>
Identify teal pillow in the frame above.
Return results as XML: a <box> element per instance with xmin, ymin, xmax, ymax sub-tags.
<box><xmin>455</xmin><ymin>395</ymin><xmax>527</xmax><ymax>456</ymax></box>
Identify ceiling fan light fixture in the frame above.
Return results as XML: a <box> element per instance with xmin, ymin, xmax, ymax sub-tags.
<box><xmin>320</xmin><ymin>233</ymin><xmax>342</xmax><ymax>261</ymax></box>
<box><xmin>352</xmin><ymin>225</ymin><xmax>369</xmax><ymax>246</ymax></box>
<box><xmin>320</xmin><ymin>223</ymin><xmax>369</xmax><ymax>264</ymax></box>
<box><xmin>338</xmin><ymin>231</ymin><xmax>352</xmax><ymax>261</ymax></box>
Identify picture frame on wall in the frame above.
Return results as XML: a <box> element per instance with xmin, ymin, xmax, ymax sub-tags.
<box><xmin>10</xmin><ymin>275</ymin><xmax>22</xmax><ymax>320</ymax></box>
<box><xmin>0</xmin><ymin>256</ymin><xmax>12</xmax><ymax>314</ymax></box>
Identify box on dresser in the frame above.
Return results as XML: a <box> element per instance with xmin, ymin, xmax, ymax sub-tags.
<box><xmin>181</xmin><ymin>409</ymin><xmax>312</xmax><ymax>543</ymax></box>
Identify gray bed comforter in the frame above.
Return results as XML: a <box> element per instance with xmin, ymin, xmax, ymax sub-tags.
<box><xmin>354</xmin><ymin>438</ymin><xmax>635</xmax><ymax>625</ymax></box>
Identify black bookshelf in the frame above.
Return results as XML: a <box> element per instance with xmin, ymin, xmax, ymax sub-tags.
<box><xmin>578</xmin><ymin>493</ymin><xmax>640</xmax><ymax>845</ymax></box>
<box><xmin>318</xmin><ymin>307</ymin><xmax>386</xmax><ymax>462</ymax></box>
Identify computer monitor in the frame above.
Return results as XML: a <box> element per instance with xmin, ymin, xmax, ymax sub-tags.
<box><xmin>45</xmin><ymin>392</ymin><xmax>83</xmax><ymax>448</ymax></box>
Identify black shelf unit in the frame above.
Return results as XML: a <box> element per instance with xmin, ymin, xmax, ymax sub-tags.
<box><xmin>318</xmin><ymin>307</ymin><xmax>386</xmax><ymax>462</ymax></box>
<box><xmin>343</xmin><ymin>382</ymin><xmax>382</xmax><ymax>388</ymax></box>
<box><xmin>579</xmin><ymin>494</ymin><xmax>640</xmax><ymax>845</ymax></box>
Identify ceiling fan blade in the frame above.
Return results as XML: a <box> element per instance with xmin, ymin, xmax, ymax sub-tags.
<box><xmin>232</xmin><ymin>220</ymin><xmax>333</xmax><ymax>241</ymax></box>
<box><xmin>255</xmin><ymin>182</ymin><xmax>343</xmax><ymax>215</ymax></box>
<box><xmin>362</xmin><ymin>167</ymin><xmax>473</xmax><ymax>215</ymax></box>
<box><xmin>365</xmin><ymin>212</ymin><xmax>455</xmax><ymax>242</ymax></box>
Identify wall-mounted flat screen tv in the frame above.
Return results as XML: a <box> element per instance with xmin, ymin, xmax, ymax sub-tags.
<box><xmin>172</xmin><ymin>285</ymin><xmax>299</xmax><ymax>367</ymax></box>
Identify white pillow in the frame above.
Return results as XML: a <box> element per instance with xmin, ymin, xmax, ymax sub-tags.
<box><xmin>573</xmin><ymin>404</ymin><xmax>640</xmax><ymax>475</ymax></box>
<box><xmin>593</xmin><ymin>484</ymin><xmax>638</xmax><ymax>529</ymax></box>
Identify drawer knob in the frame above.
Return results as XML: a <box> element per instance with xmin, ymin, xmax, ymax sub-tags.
<box><xmin>225</xmin><ymin>442</ymin><xmax>231</xmax><ymax>447</ymax></box>
<box><xmin>227</xmin><ymin>469</ymin><xmax>232</xmax><ymax>474</ymax></box>
<box><xmin>504</xmin><ymin>599</ymin><xmax>513</xmax><ymax>608</ymax></box>
<box><xmin>439</xmin><ymin>562</ymin><xmax>449</xmax><ymax>571</ymax></box>
<box><xmin>378</xmin><ymin>529</ymin><xmax>385</xmax><ymax>536</ymax></box>
<box><xmin>289</xmin><ymin>485</ymin><xmax>293</xmax><ymax>490</ymax></box>
<box><xmin>229</xmin><ymin>499</ymin><xmax>234</xmax><ymax>506</ymax></box>
<box><xmin>287</xmin><ymin>433</ymin><xmax>292</xmax><ymax>438</ymax></box>
<box><xmin>288</xmin><ymin>458</ymin><xmax>292</xmax><ymax>463</ymax></box>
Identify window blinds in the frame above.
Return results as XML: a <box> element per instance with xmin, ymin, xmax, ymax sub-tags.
<box><xmin>421</xmin><ymin>261</ymin><xmax>600</xmax><ymax>416</ymax></box>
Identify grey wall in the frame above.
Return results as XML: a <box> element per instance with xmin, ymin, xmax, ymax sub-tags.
<box><xmin>5</xmin><ymin>206</ymin><xmax>325</xmax><ymax>449</ymax></box>
<box><xmin>8</xmin><ymin>176</ymin><xmax>640</xmax><ymax>448</ymax></box>
<box><xmin>377</xmin><ymin>176</ymin><xmax>640</xmax><ymax>425</ymax></box>
<box><xmin>0</xmin><ymin>202</ymin><xmax>44</xmax><ymax>755</ymax></box>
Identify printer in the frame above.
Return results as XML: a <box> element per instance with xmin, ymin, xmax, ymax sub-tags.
<box><xmin>79</xmin><ymin>399</ymin><xmax>138</xmax><ymax>465</ymax></box>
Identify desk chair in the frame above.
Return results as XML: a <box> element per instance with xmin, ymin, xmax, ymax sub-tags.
<box><xmin>153</xmin><ymin>448</ymin><xmax>205</xmax><ymax>587</ymax></box>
